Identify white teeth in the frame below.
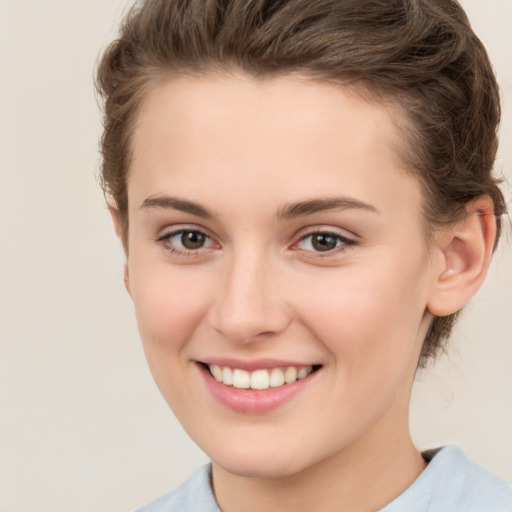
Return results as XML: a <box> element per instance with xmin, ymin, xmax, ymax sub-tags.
<box><xmin>208</xmin><ymin>364</ymin><xmax>316</xmax><ymax>390</ymax></box>
<box><xmin>232</xmin><ymin>369</ymin><xmax>250</xmax><ymax>389</ymax></box>
<box><xmin>284</xmin><ymin>367</ymin><xmax>297</xmax><ymax>384</ymax></box>
<box><xmin>210</xmin><ymin>364</ymin><xmax>222</xmax><ymax>382</ymax></box>
<box><xmin>297</xmin><ymin>366</ymin><xmax>313</xmax><ymax>379</ymax></box>
<box><xmin>222</xmin><ymin>366</ymin><xmax>233</xmax><ymax>385</ymax></box>
<box><xmin>269</xmin><ymin>367</ymin><xmax>285</xmax><ymax>387</ymax></box>
<box><xmin>251</xmin><ymin>369</ymin><xmax>270</xmax><ymax>390</ymax></box>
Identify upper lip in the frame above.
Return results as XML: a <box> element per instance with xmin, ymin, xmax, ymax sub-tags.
<box><xmin>197</xmin><ymin>357</ymin><xmax>321</xmax><ymax>371</ymax></box>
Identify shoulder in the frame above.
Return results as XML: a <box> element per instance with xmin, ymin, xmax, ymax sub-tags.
<box><xmin>381</xmin><ymin>445</ymin><xmax>512</xmax><ymax>512</ymax></box>
<box><xmin>134</xmin><ymin>464</ymin><xmax>220</xmax><ymax>512</ymax></box>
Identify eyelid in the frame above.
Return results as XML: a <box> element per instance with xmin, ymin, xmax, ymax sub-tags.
<box><xmin>154</xmin><ymin>224</ymin><xmax>357</xmax><ymax>258</ymax></box>
<box><xmin>292</xmin><ymin>224</ymin><xmax>357</xmax><ymax>243</ymax></box>
<box><xmin>157</xmin><ymin>225</ymin><xmax>206</xmax><ymax>241</ymax></box>
<box><xmin>290</xmin><ymin>226</ymin><xmax>357</xmax><ymax>255</ymax></box>
<box><xmin>156</xmin><ymin>225</ymin><xmax>220</xmax><ymax>255</ymax></box>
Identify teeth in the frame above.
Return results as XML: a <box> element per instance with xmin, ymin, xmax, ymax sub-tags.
<box><xmin>250</xmin><ymin>369</ymin><xmax>270</xmax><ymax>390</ymax></box>
<box><xmin>297</xmin><ymin>366</ymin><xmax>313</xmax><ymax>379</ymax></box>
<box><xmin>222</xmin><ymin>366</ymin><xmax>233</xmax><ymax>385</ymax></box>
<box><xmin>210</xmin><ymin>364</ymin><xmax>222</xmax><ymax>382</ymax></box>
<box><xmin>232</xmin><ymin>369</ymin><xmax>250</xmax><ymax>389</ymax></box>
<box><xmin>284</xmin><ymin>367</ymin><xmax>297</xmax><ymax>384</ymax></box>
<box><xmin>208</xmin><ymin>364</ymin><xmax>315</xmax><ymax>390</ymax></box>
<box><xmin>269</xmin><ymin>367</ymin><xmax>285</xmax><ymax>387</ymax></box>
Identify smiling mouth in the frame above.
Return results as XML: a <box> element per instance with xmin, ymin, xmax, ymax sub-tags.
<box><xmin>204</xmin><ymin>364</ymin><xmax>322</xmax><ymax>390</ymax></box>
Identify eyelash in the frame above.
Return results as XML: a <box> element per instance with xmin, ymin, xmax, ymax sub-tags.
<box><xmin>156</xmin><ymin>228</ymin><xmax>216</xmax><ymax>257</ymax></box>
<box><xmin>156</xmin><ymin>227</ymin><xmax>356</xmax><ymax>258</ymax></box>
<box><xmin>294</xmin><ymin>230</ymin><xmax>356</xmax><ymax>257</ymax></box>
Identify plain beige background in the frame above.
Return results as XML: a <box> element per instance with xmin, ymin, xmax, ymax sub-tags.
<box><xmin>0</xmin><ymin>1</ymin><xmax>510</xmax><ymax>511</ymax></box>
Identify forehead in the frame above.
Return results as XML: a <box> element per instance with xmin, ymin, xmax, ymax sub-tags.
<box><xmin>129</xmin><ymin>73</ymin><xmax>421</xmax><ymax>220</ymax></box>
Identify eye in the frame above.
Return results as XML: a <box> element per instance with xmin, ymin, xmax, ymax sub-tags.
<box><xmin>177</xmin><ymin>230</ymin><xmax>207</xmax><ymax>250</ymax></box>
<box><xmin>295</xmin><ymin>230</ymin><xmax>355</xmax><ymax>254</ymax></box>
<box><xmin>157</xmin><ymin>228</ymin><xmax>216</xmax><ymax>255</ymax></box>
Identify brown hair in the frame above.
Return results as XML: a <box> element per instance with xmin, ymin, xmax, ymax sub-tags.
<box><xmin>96</xmin><ymin>0</ymin><xmax>506</xmax><ymax>365</ymax></box>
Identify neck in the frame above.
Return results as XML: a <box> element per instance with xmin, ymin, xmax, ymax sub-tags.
<box><xmin>212</xmin><ymin>422</ymin><xmax>426</xmax><ymax>512</ymax></box>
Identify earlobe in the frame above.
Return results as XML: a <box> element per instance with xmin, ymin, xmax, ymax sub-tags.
<box><xmin>427</xmin><ymin>196</ymin><xmax>497</xmax><ymax>317</ymax></box>
<box><xmin>124</xmin><ymin>262</ymin><xmax>131</xmax><ymax>296</ymax></box>
<box><xmin>108</xmin><ymin>201</ymin><xmax>132</xmax><ymax>296</ymax></box>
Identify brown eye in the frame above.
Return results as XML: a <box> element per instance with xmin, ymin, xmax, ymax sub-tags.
<box><xmin>180</xmin><ymin>230</ymin><xmax>206</xmax><ymax>249</ymax></box>
<box><xmin>295</xmin><ymin>230</ymin><xmax>355</xmax><ymax>255</ymax></box>
<box><xmin>311</xmin><ymin>233</ymin><xmax>339</xmax><ymax>252</ymax></box>
<box><xmin>157</xmin><ymin>228</ymin><xmax>215</xmax><ymax>255</ymax></box>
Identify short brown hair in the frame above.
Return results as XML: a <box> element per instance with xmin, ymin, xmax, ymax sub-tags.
<box><xmin>96</xmin><ymin>0</ymin><xmax>506</xmax><ymax>365</ymax></box>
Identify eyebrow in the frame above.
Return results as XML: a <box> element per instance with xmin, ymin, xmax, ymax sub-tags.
<box><xmin>277</xmin><ymin>197</ymin><xmax>379</xmax><ymax>220</ymax></box>
<box><xmin>140</xmin><ymin>195</ymin><xmax>213</xmax><ymax>218</ymax></box>
<box><xmin>140</xmin><ymin>194</ymin><xmax>378</xmax><ymax>220</ymax></box>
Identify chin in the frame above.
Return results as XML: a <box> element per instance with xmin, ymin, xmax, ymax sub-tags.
<box><xmin>217</xmin><ymin>458</ymin><xmax>307</xmax><ymax>479</ymax></box>
<box><xmin>208</xmin><ymin>442</ymin><xmax>314</xmax><ymax>479</ymax></box>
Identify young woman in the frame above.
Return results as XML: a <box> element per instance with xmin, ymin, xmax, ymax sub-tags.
<box><xmin>96</xmin><ymin>1</ymin><xmax>511</xmax><ymax>510</ymax></box>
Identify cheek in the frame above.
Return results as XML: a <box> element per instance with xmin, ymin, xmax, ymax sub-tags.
<box><xmin>294</xmin><ymin>255</ymin><xmax>430</xmax><ymax>371</ymax></box>
<box><xmin>127</xmin><ymin>261</ymin><xmax>218</xmax><ymax>416</ymax></box>
<box><xmin>128</xmin><ymin>258</ymin><xmax>212</xmax><ymax>364</ymax></box>
<box><xmin>297</xmin><ymin>272</ymin><xmax>427</xmax><ymax>430</ymax></box>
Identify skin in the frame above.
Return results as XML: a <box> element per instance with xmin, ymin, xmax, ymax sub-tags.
<box><xmin>116</xmin><ymin>74</ymin><xmax>496</xmax><ymax>512</ymax></box>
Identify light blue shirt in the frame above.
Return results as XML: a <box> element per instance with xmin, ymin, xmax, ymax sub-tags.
<box><xmin>135</xmin><ymin>445</ymin><xmax>512</xmax><ymax>511</ymax></box>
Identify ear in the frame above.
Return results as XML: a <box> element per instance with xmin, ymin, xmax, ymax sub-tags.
<box><xmin>108</xmin><ymin>202</ymin><xmax>132</xmax><ymax>296</ymax></box>
<box><xmin>123</xmin><ymin>262</ymin><xmax>131</xmax><ymax>296</ymax></box>
<box><xmin>427</xmin><ymin>196</ymin><xmax>497</xmax><ymax>317</ymax></box>
<box><xmin>108</xmin><ymin>201</ymin><xmax>123</xmax><ymax>238</ymax></box>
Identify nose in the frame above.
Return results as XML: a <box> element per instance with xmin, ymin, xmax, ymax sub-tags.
<box><xmin>207</xmin><ymin>249</ymin><xmax>291</xmax><ymax>344</ymax></box>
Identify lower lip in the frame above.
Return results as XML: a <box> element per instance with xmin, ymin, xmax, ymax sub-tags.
<box><xmin>198</xmin><ymin>364</ymin><xmax>319</xmax><ymax>414</ymax></box>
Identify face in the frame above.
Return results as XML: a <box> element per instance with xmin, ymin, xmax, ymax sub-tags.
<box><xmin>124</xmin><ymin>74</ymin><xmax>438</xmax><ymax>478</ymax></box>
